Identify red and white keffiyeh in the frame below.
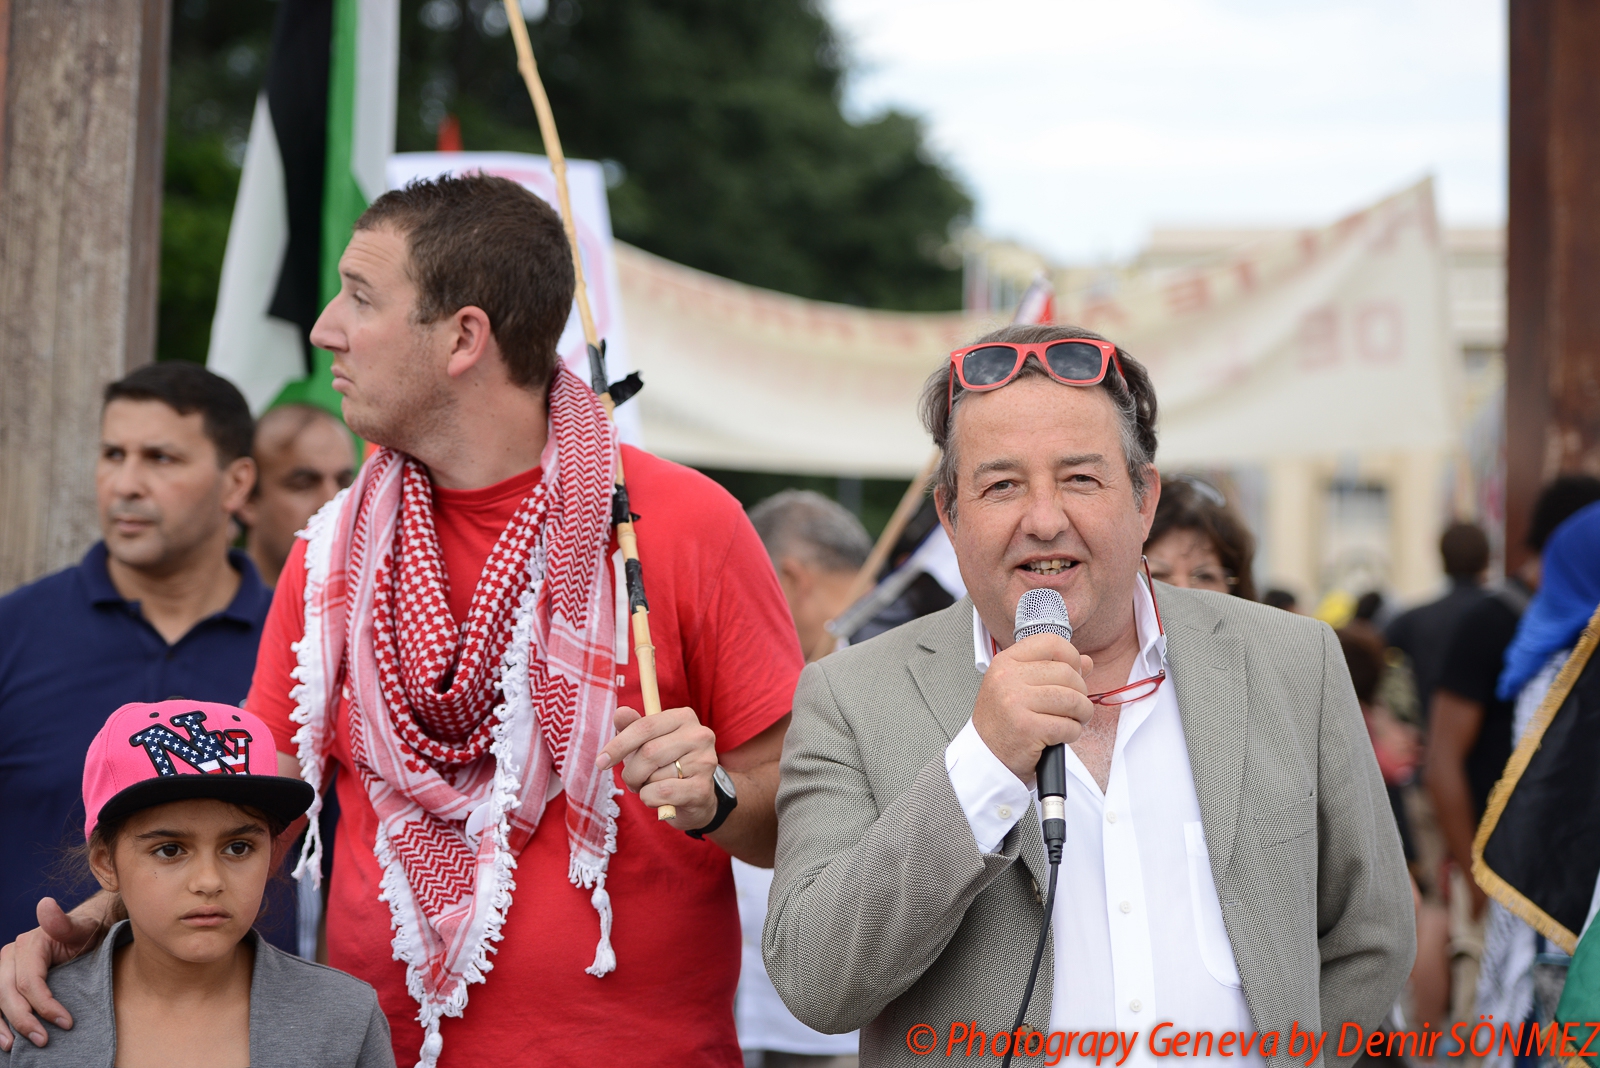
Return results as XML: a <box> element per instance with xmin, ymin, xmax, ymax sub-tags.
<box><xmin>289</xmin><ymin>367</ymin><xmax>620</xmax><ymax>1068</ymax></box>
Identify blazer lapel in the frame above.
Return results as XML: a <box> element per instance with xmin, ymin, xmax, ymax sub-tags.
<box><xmin>907</xmin><ymin>597</ymin><xmax>984</xmax><ymax>745</ymax></box>
<box><xmin>1161</xmin><ymin>587</ymin><xmax>1250</xmax><ymax>878</ymax></box>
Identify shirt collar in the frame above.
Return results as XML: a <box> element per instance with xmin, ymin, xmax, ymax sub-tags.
<box><xmin>80</xmin><ymin>542</ymin><xmax>123</xmax><ymax>606</ymax></box>
<box><xmin>219</xmin><ymin>550</ymin><xmax>269</xmax><ymax>624</ymax></box>
<box><xmin>81</xmin><ymin>542</ymin><xmax>266</xmax><ymax>627</ymax></box>
<box><xmin>973</xmin><ymin>573</ymin><xmax>1168</xmax><ymax>674</ymax></box>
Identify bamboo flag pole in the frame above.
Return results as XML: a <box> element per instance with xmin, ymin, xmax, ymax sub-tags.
<box><xmin>808</xmin><ymin>448</ymin><xmax>942</xmax><ymax>662</ymax></box>
<box><xmin>503</xmin><ymin>0</ymin><xmax>674</xmax><ymax>820</ymax></box>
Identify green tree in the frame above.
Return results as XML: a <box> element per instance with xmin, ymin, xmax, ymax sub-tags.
<box><xmin>157</xmin><ymin>0</ymin><xmax>970</xmax><ymax>363</ymax></box>
<box><xmin>158</xmin><ymin>2</ymin><xmax>275</xmax><ymax>362</ymax></box>
<box><xmin>399</xmin><ymin>0</ymin><xmax>971</xmax><ymax>310</ymax></box>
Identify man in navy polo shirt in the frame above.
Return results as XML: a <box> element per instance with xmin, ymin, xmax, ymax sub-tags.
<box><xmin>0</xmin><ymin>363</ymin><xmax>271</xmax><ymax>948</ymax></box>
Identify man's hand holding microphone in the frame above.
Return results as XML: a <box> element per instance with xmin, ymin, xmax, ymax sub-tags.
<box><xmin>970</xmin><ymin>590</ymin><xmax>1095</xmax><ymax>787</ymax></box>
<box><xmin>971</xmin><ymin>588</ymin><xmax>1088</xmax><ymax>865</ymax></box>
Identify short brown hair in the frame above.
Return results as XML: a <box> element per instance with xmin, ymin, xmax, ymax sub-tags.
<box><xmin>104</xmin><ymin>362</ymin><xmax>255</xmax><ymax>465</ymax></box>
<box><xmin>356</xmin><ymin>173</ymin><xmax>575</xmax><ymax>389</ymax></box>
<box><xmin>1438</xmin><ymin>521</ymin><xmax>1489</xmax><ymax>578</ymax></box>
<box><xmin>919</xmin><ymin>324</ymin><xmax>1159</xmax><ymax>523</ymax></box>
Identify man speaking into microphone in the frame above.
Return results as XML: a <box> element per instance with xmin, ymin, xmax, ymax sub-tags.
<box><xmin>764</xmin><ymin>325</ymin><xmax>1413</xmax><ymax>1067</ymax></box>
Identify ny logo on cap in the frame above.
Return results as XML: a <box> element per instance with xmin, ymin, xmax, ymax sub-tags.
<box><xmin>128</xmin><ymin>711</ymin><xmax>253</xmax><ymax>778</ymax></box>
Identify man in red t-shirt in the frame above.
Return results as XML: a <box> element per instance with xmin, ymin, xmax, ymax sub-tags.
<box><xmin>0</xmin><ymin>175</ymin><xmax>800</xmax><ymax>1068</ymax></box>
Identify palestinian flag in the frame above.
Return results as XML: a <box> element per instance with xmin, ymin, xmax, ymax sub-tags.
<box><xmin>1474</xmin><ymin>606</ymin><xmax>1600</xmax><ymax>1064</ymax></box>
<box><xmin>207</xmin><ymin>0</ymin><xmax>398</xmax><ymax>415</ymax></box>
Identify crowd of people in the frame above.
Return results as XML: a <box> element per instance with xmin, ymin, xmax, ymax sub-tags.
<box><xmin>0</xmin><ymin>172</ymin><xmax>1594</xmax><ymax>1068</ymax></box>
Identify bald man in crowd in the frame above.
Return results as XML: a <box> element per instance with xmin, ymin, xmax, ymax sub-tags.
<box><xmin>241</xmin><ymin>404</ymin><xmax>358</xmax><ymax>586</ymax></box>
<box><xmin>749</xmin><ymin>489</ymin><xmax>873</xmax><ymax>662</ymax></box>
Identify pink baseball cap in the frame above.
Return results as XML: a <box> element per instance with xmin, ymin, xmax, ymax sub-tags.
<box><xmin>82</xmin><ymin>700</ymin><xmax>313</xmax><ymax>840</ymax></box>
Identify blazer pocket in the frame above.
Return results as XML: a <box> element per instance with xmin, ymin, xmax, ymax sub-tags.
<box><xmin>1184</xmin><ymin>822</ymin><xmax>1242</xmax><ymax>988</ymax></box>
<box><xmin>1253</xmin><ymin>791</ymin><xmax>1316</xmax><ymax>846</ymax></box>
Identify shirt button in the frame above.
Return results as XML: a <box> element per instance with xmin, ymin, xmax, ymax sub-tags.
<box><xmin>1106</xmin><ymin>810</ymin><xmax>1118</xmax><ymax>823</ymax></box>
<box><xmin>997</xmin><ymin>805</ymin><xmax>1012</xmax><ymax>820</ymax></box>
<box><xmin>1119</xmin><ymin>900</ymin><xmax>1132</xmax><ymax>914</ymax></box>
<box><xmin>1129</xmin><ymin>999</ymin><xmax>1143</xmax><ymax>1013</ymax></box>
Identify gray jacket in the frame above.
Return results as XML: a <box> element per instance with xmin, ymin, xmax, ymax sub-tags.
<box><xmin>3</xmin><ymin>921</ymin><xmax>393</xmax><ymax>1067</ymax></box>
<box><xmin>764</xmin><ymin>589</ymin><xmax>1414</xmax><ymax>1067</ymax></box>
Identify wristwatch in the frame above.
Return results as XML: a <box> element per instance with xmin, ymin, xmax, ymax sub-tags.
<box><xmin>686</xmin><ymin>765</ymin><xmax>738</xmax><ymax>840</ymax></box>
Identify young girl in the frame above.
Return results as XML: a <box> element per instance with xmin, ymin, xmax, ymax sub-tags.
<box><xmin>2</xmin><ymin>700</ymin><xmax>393</xmax><ymax>1067</ymax></box>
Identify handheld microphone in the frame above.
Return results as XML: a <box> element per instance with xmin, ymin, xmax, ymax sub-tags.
<box><xmin>1013</xmin><ymin>588</ymin><xmax>1072</xmax><ymax>865</ymax></box>
<box><xmin>1000</xmin><ymin>587</ymin><xmax>1074</xmax><ymax>1067</ymax></box>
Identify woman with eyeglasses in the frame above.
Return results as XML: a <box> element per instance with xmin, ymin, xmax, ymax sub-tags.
<box><xmin>1143</xmin><ymin>476</ymin><xmax>1258</xmax><ymax>601</ymax></box>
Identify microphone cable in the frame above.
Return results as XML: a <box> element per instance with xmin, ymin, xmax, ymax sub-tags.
<box><xmin>1000</xmin><ymin>854</ymin><xmax>1059</xmax><ymax>1068</ymax></box>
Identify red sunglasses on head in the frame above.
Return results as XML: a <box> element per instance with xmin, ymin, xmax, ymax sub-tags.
<box><xmin>947</xmin><ymin>338</ymin><xmax>1123</xmax><ymax>412</ymax></box>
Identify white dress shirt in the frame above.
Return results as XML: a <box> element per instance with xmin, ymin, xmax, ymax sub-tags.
<box><xmin>945</xmin><ymin>578</ymin><xmax>1259</xmax><ymax>1066</ymax></box>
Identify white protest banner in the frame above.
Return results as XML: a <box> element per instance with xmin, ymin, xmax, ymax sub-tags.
<box><xmin>615</xmin><ymin>179</ymin><xmax>1456</xmax><ymax>476</ymax></box>
<box><xmin>1057</xmin><ymin>180</ymin><xmax>1458</xmax><ymax>466</ymax></box>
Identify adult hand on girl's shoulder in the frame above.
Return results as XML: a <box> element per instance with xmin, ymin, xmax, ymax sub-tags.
<box><xmin>0</xmin><ymin>894</ymin><xmax>110</xmax><ymax>1051</ymax></box>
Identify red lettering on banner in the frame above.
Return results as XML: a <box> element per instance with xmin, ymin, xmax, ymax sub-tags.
<box><xmin>939</xmin><ymin>324</ymin><xmax>970</xmax><ymax>347</ymax></box>
<box><xmin>867</xmin><ymin>319</ymin><xmax>921</xmax><ymax>349</ymax></box>
<box><xmin>1370</xmin><ymin>206</ymin><xmax>1414</xmax><ymax>251</ymax></box>
<box><xmin>1079</xmin><ymin>297</ymin><xmax>1129</xmax><ymax>330</ymax></box>
<box><xmin>1233</xmin><ymin>259</ymin><xmax>1257</xmax><ymax>294</ymax></box>
<box><xmin>1299</xmin><ymin>231</ymin><xmax>1318</xmax><ymax>265</ymax></box>
<box><xmin>1298</xmin><ymin>305</ymin><xmax>1340</xmax><ymax>369</ymax></box>
<box><xmin>750</xmin><ymin>298</ymin><xmax>798</xmax><ymax>333</ymax></box>
<box><xmin>1332</xmin><ymin>210</ymin><xmax>1367</xmax><ymax>246</ymax></box>
<box><xmin>1336</xmin><ymin>1024</ymin><xmax>1364</xmax><ymax>1057</ymax></box>
<box><xmin>1165</xmin><ymin>275</ymin><xmax>1210</xmax><ymax>316</ymax></box>
<box><xmin>804</xmin><ymin>309</ymin><xmax>857</xmax><ymax>344</ymax></box>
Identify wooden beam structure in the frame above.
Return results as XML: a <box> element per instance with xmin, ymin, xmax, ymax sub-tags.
<box><xmin>1504</xmin><ymin>0</ymin><xmax>1600</xmax><ymax>571</ymax></box>
<box><xmin>0</xmin><ymin>0</ymin><xmax>170</xmax><ymax>594</ymax></box>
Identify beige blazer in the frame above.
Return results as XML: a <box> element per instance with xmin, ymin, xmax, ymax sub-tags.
<box><xmin>764</xmin><ymin>586</ymin><xmax>1414</xmax><ymax>1067</ymax></box>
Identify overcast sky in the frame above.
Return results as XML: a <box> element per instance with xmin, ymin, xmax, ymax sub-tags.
<box><xmin>826</xmin><ymin>0</ymin><xmax>1506</xmax><ymax>263</ymax></box>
